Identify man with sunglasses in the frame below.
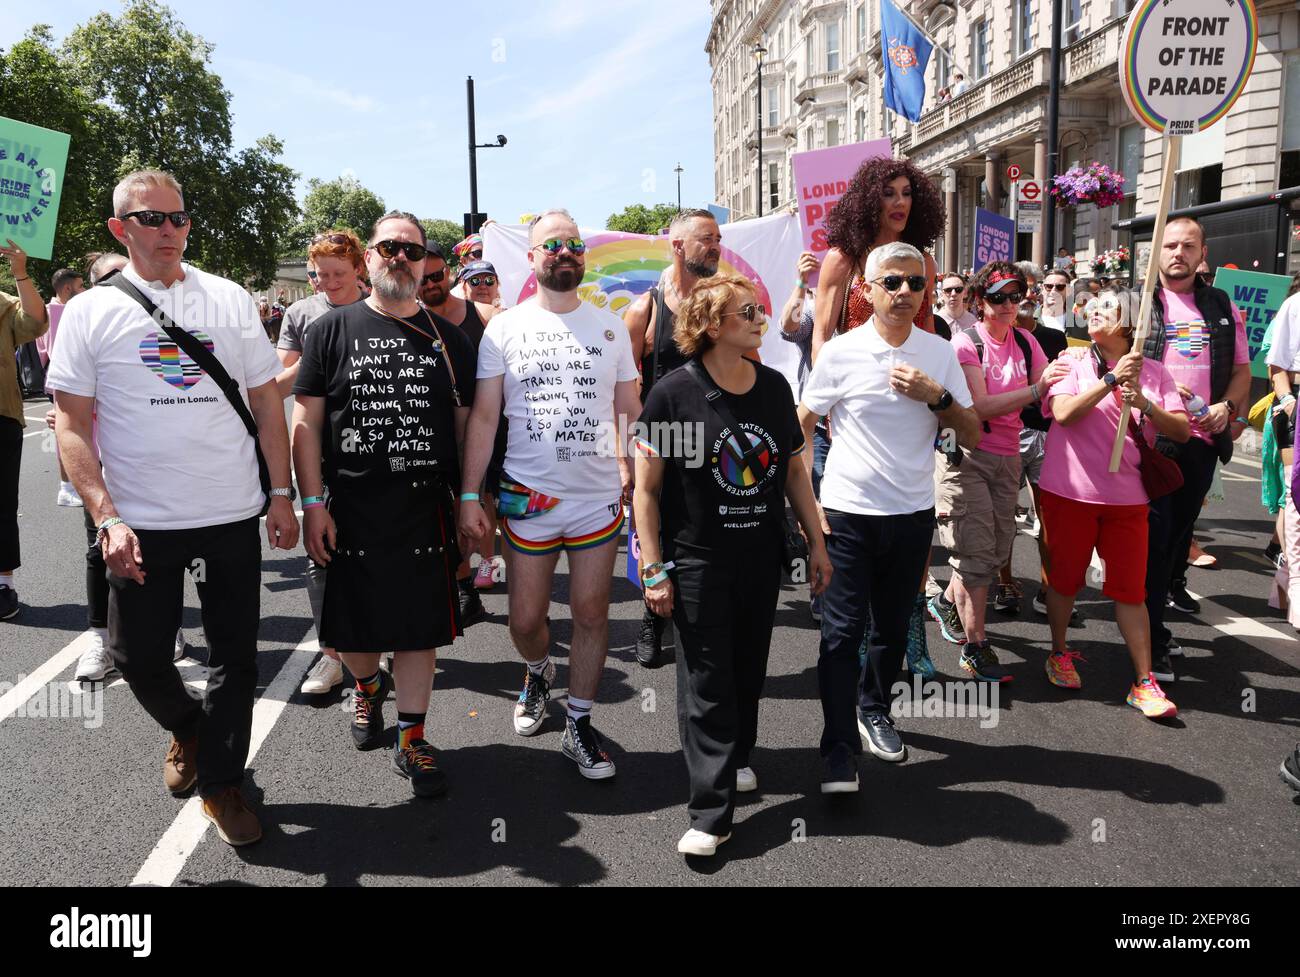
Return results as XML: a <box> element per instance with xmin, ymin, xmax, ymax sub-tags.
<box><xmin>460</xmin><ymin>209</ymin><xmax>641</xmax><ymax>780</ymax></box>
<box><xmin>1039</xmin><ymin>269</ymin><xmax>1072</xmax><ymax>333</ymax></box>
<box><xmin>48</xmin><ymin>169</ymin><xmax>298</xmax><ymax>846</ymax></box>
<box><xmin>623</xmin><ymin>207</ymin><xmax>722</xmax><ymax>668</ymax></box>
<box><xmin>798</xmin><ymin>242</ymin><xmax>978</xmax><ymax>791</ymax></box>
<box><xmin>418</xmin><ymin>245</ymin><xmax>498</xmax><ymax>620</ymax></box>
<box><xmin>939</xmin><ymin>274</ymin><xmax>977</xmax><ymax>334</ymax></box>
<box><xmin>293</xmin><ymin>210</ymin><xmax>477</xmax><ymax>798</ymax></box>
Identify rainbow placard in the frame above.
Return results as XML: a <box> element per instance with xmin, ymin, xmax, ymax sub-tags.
<box><xmin>1119</xmin><ymin>0</ymin><xmax>1257</xmax><ymax>135</ymax></box>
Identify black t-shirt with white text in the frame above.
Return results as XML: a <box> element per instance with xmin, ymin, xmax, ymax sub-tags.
<box><xmin>637</xmin><ymin>360</ymin><xmax>803</xmax><ymax>561</ymax></box>
<box><xmin>295</xmin><ymin>301</ymin><xmax>476</xmax><ymax>485</ymax></box>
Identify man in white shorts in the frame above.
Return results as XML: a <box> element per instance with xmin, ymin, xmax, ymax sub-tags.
<box><xmin>459</xmin><ymin>209</ymin><xmax>641</xmax><ymax>779</ymax></box>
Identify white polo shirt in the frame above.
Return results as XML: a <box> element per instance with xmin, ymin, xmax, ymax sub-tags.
<box><xmin>801</xmin><ymin>317</ymin><xmax>972</xmax><ymax>516</ymax></box>
<box><xmin>46</xmin><ymin>263</ymin><xmax>281</xmax><ymax>530</ymax></box>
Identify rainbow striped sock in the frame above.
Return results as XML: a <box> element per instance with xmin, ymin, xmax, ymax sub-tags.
<box><xmin>397</xmin><ymin>712</ymin><xmax>425</xmax><ymax>750</ymax></box>
<box><xmin>356</xmin><ymin>670</ymin><xmax>383</xmax><ymax>699</ymax></box>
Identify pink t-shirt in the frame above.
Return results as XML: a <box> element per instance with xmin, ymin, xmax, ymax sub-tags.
<box><xmin>1156</xmin><ymin>288</ymin><xmax>1248</xmax><ymax>445</ymax></box>
<box><xmin>952</xmin><ymin>323</ymin><xmax>1048</xmax><ymax>456</ymax></box>
<box><xmin>1040</xmin><ymin>354</ymin><xmax>1186</xmax><ymax>505</ymax></box>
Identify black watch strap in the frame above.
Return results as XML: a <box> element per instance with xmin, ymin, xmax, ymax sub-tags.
<box><xmin>928</xmin><ymin>389</ymin><xmax>953</xmax><ymax>412</ymax></box>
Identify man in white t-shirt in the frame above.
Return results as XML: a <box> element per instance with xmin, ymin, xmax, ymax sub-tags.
<box><xmin>799</xmin><ymin>242</ymin><xmax>978</xmax><ymax>793</ymax></box>
<box><xmin>48</xmin><ymin>169</ymin><xmax>298</xmax><ymax>848</ymax></box>
<box><xmin>460</xmin><ymin>209</ymin><xmax>641</xmax><ymax>780</ymax></box>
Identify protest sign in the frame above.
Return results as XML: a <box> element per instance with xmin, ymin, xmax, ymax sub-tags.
<box><xmin>0</xmin><ymin>116</ymin><xmax>71</xmax><ymax>261</ymax></box>
<box><xmin>791</xmin><ymin>138</ymin><xmax>892</xmax><ymax>286</ymax></box>
<box><xmin>973</xmin><ymin>208</ymin><xmax>1014</xmax><ymax>265</ymax></box>
<box><xmin>1213</xmin><ymin>267</ymin><xmax>1290</xmax><ymax>379</ymax></box>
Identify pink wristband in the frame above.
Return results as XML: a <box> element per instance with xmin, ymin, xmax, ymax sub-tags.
<box><xmin>303</xmin><ymin>500</ymin><xmax>325</xmax><ymax>510</ymax></box>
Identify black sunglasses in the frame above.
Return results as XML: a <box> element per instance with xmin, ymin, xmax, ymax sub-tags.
<box><xmin>1041</xmin><ymin>282</ymin><xmax>1068</xmax><ymax>291</ymax></box>
<box><xmin>721</xmin><ymin>303</ymin><xmax>767</xmax><ymax>322</ymax></box>
<box><xmin>984</xmin><ymin>291</ymin><xmax>1024</xmax><ymax>306</ymax></box>
<box><xmin>467</xmin><ymin>274</ymin><xmax>497</xmax><ymax>288</ymax></box>
<box><xmin>468</xmin><ymin>249</ymin><xmax>483</xmax><ymax>260</ymax></box>
<box><xmin>373</xmin><ymin>239</ymin><xmax>429</xmax><ymax>262</ymax></box>
<box><xmin>942</xmin><ymin>286</ymin><xmax>966</xmax><ymax>294</ymax></box>
<box><xmin>118</xmin><ymin>209</ymin><xmax>190</xmax><ymax>228</ymax></box>
<box><xmin>873</xmin><ymin>275</ymin><xmax>928</xmax><ymax>293</ymax></box>
<box><xmin>421</xmin><ymin>268</ymin><xmax>447</xmax><ymax>284</ymax></box>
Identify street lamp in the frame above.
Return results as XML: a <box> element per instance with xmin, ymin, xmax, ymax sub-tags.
<box><xmin>466</xmin><ymin>76</ymin><xmax>508</xmax><ymax>235</ymax></box>
<box><xmin>754</xmin><ymin>42</ymin><xmax>767</xmax><ymax>218</ymax></box>
<box><xmin>674</xmin><ymin>163</ymin><xmax>683</xmax><ymax>211</ymax></box>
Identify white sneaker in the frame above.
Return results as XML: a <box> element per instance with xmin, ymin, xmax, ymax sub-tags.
<box><xmin>75</xmin><ymin>630</ymin><xmax>116</xmax><ymax>682</ymax></box>
<box><xmin>56</xmin><ymin>484</ymin><xmax>83</xmax><ymax>507</ymax></box>
<box><xmin>300</xmin><ymin>654</ymin><xmax>344</xmax><ymax>694</ymax></box>
<box><xmin>173</xmin><ymin>629</ymin><xmax>188</xmax><ymax>662</ymax></box>
<box><xmin>736</xmin><ymin>766</ymin><xmax>758</xmax><ymax>793</ymax></box>
<box><xmin>677</xmin><ymin>828</ymin><xmax>731</xmax><ymax>856</ymax></box>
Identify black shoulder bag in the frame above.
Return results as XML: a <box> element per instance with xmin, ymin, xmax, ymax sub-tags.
<box><xmin>684</xmin><ymin>359</ymin><xmax>808</xmax><ymax>578</ymax></box>
<box><xmin>107</xmin><ymin>276</ymin><xmax>272</xmax><ymax>513</ymax></box>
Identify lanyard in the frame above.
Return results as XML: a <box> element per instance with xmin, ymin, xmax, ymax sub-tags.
<box><xmin>370</xmin><ymin>304</ymin><xmax>462</xmax><ymax>407</ymax></box>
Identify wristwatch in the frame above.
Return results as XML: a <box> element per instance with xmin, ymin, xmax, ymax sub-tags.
<box><xmin>95</xmin><ymin>517</ymin><xmax>125</xmax><ymax>546</ymax></box>
<box><xmin>270</xmin><ymin>487</ymin><xmax>295</xmax><ymax>501</ymax></box>
<box><xmin>927</xmin><ymin>389</ymin><xmax>953</xmax><ymax>412</ymax></box>
<box><xmin>1102</xmin><ymin>371</ymin><xmax>1119</xmax><ymax>388</ymax></box>
<box><xmin>1222</xmin><ymin>398</ymin><xmax>1236</xmax><ymax>414</ymax></box>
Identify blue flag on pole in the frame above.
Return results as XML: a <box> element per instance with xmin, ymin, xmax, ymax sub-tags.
<box><xmin>880</xmin><ymin>0</ymin><xmax>933</xmax><ymax>123</ymax></box>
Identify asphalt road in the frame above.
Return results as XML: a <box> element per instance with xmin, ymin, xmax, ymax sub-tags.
<box><xmin>2</xmin><ymin>395</ymin><xmax>1297</xmax><ymax>886</ymax></box>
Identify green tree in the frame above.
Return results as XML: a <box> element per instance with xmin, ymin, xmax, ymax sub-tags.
<box><xmin>421</xmin><ymin>218</ymin><xmax>468</xmax><ymax>263</ymax></box>
<box><xmin>606</xmin><ymin>202</ymin><xmax>680</xmax><ymax>235</ymax></box>
<box><xmin>0</xmin><ymin>25</ymin><xmax>121</xmax><ymax>292</ymax></box>
<box><xmin>285</xmin><ymin>174</ymin><xmax>386</xmax><ymax>256</ymax></box>
<box><xmin>59</xmin><ymin>0</ymin><xmax>298</xmax><ymax>287</ymax></box>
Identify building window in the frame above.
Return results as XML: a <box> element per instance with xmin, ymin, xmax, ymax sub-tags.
<box><xmin>767</xmin><ymin>87</ymin><xmax>779</xmax><ymax>127</ymax></box>
<box><xmin>855</xmin><ymin>107</ymin><xmax>866</xmax><ymax>142</ymax></box>
<box><xmin>972</xmin><ymin>18</ymin><xmax>990</xmax><ymax>79</ymax></box>
<box><xmin>856</xmin><ymin>3</ymin><xmax>867</xmax><ymax>53</ymax></box>
<box><xmin>1016</xmin><ymin>0</ymin><xmax>1034</xmax><ymax>57</ymax></box>
<box><xmin>827</xmin><ymin>118</ymin><xmax>840</xmax><ymax>147</ymax></box>
<box><xmin>769</xmin><ymin>161</ymin><xmax>780</xmax><ymax>210</ymax></box>
<box><xmin>806</xmin><ymin>33</ymin><xmax>815</xmax><ymax>77</ymax></box>
<box><xmin>935</xmin><ymin>46</ymin><xmax>950</xmax><ymax>91</ymax></box>
<box><xmin>1065</xmin><ymin>0</ymin><xmax>1083</xmax><ymax>44</ymax></box>
<box><xmin>1117</xmin><ymin>125</ymin><xmax>1144</xmax><ymax>202</ymax></box>
<box><xmin>790</xmin><ymin>77</ymin><xmax>797</xmax><ymax>114</ymax></box>
<box><xmin>805</xmin><ymin>127</ymin><xmax>814</xmax><ymax>151</ymax></box>
<box><xmin>827</xmin><ymin>20</ymin><xmax>841</xmax><ymax>73</ymax></box>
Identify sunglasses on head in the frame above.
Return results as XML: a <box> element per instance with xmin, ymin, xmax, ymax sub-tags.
<box><xmin>467</xmin><ymin>275</ymin><xmax>497</xmax><ymax>288</ymax></box>
<box><xmin>984</xmin><ymin>291</ymin><xmax>1024</xmax><ymax>306</ymax></box>
<box><xmin>373</xmin><ymin>239</ymin><xmax>429</xmax><ymax>262</ymax></box>
<box><xmin>721</xmin><ymin>303</ymin><xmax>767</xmax><ymax>322</ymax></box>
<box><xmin>872</xmin><ymin>275</ymin><xmax>928</xmax><ymax>293</ymax></box>
<box><xmin>533</xmin><ymin>238</ymin><xmax>587</xmax><ymax>256</ymax></box>
<box><xmin>119</xmin><ymin>209</ymin><xmax>190</xmax><ymax>228</ymax></box>
<box><xmin>421</xmin><ymin>268</ymin><xmax>447</xmax><ymax>284</ymax></box>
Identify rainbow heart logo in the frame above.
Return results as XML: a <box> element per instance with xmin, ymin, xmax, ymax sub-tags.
<box><xmin>138</xmin><ymin>330</ymin><xmax>214</xmax><ymax>390</ymax></box>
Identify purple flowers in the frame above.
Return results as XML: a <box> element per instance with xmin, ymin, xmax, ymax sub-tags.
<box><xmin>1050</xmin><ymin>164</ymin><xmax>1127</xmax><ymax>208</ymax></box>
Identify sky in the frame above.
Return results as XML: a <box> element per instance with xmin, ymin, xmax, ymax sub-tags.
<box><xmin>1</xmin><ymin>0</ymin><xmax>717</xmax><ymax>230</ymax></box>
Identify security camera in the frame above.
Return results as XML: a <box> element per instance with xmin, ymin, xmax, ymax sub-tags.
<box><xmin>497</xmin><ymin>135</ymin><xmax>508</xmax><ymax>146</ymax></box>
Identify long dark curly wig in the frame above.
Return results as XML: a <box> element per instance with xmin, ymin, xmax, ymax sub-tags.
<box><xmin>823</xmin><ymin>157</ymin><xmax>946</xmax><ymax>260</ymax></box>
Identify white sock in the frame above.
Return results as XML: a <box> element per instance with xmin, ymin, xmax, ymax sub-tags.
<box><xmin>93</xmin><ymin>626</ymin><xmax>109</xmax><ymax>641</ymax></box>
<box><xmin>566</xmin><ymin>695</ymin><xmax>593</xmax><ymax>721</ymax></box>
<box><xmin>60</xmin><ymin>480</ymin><xmax>76</xmax><ymax>493</ymax></box>
<box><xmin>527</xmin><ymin>654</ymin><xmax>551</xmax><ymax>677</ymax></box>
<box><xmin>0</xmin><ymin>573</ymin><xmax>14</xmax><ymax>589</ymax></box>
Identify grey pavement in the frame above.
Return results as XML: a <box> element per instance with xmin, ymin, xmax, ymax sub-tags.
<box><xmin>2</xmin><ymin>395</ymin><xmax>1297</xmax><ymax>886</ymax></box>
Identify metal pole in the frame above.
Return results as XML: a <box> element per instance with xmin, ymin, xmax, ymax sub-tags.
<box><xmin>1043</xmin><ymin>0</ymin><xmax>1063</xmax><ymax>260</ymax></box>
<box><xmin>756</xmin><ymin>49</ymin><xmax>763</xmax><ymax>218</ymax></box>
<box><xmin>467</xmin><ymin>76</ymin><xmax>479</xmax><ymax>229</ymax></box>
<box><xmin>675</xmin><ymin>164</ymin><xmax>682</xmax><ymax>211</ymax></box>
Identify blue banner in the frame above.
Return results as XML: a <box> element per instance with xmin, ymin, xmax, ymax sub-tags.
<box><xmin>973</xmin><ymin>207</ymin><xmax>1015</xmax><ymax>266</ymax></box>
<box><xmin>880</xmin><ymin>0</ymin><xmax>934</xmax><ymax>123</ymax></box>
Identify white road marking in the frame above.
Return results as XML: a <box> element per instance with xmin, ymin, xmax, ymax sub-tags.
<box><xmin>0</xmin><ymin>631</ymin><xmax>92</xmax><ymax>724</ymax></box>
<box><xmin>1227</xmin><ymin>454</ymin><xmax>1261</xmax><ymax>470</ymax></box>
<box><xmin>1185</xmin><ymin>588</ymin><xmax>1299</xmax><ymax>663</ymax></box>
<box><xmin>131</xmin><ymin>638</ymin><xmax>317</xmax><ymax>887</ymax></box>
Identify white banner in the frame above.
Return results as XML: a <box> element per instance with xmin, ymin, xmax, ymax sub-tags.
<box><xmin>482</xmin><ymin>212</ymin><xmax>806</xmax><ymax>394</ymax></box>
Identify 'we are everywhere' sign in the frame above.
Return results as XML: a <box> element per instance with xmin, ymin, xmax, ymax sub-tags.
<box><xmin>0</xmin><ymin>116</ymin><xmax>71</xmax><ymax>261</ymax></box>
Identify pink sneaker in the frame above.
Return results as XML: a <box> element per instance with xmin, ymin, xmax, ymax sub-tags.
<box><xmin>473</xmin><ymin>559</ymin><xmax>496</xmax><ymax>590</ymax></box>
<box><xmin>1127</xmin><ymin>675</ymin><xmax>1178</xmax><ymax>720</ymax></box>
<box><xmin>1045</xmin><ymin>649</ymin><xmax>1086</xmax><ymax>690</ymax></box>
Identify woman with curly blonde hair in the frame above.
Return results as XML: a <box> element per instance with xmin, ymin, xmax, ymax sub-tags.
<box><xmin>634</xmin><ymin>273</ymin><xmax>830</xmax><ymax>857</ymax></box>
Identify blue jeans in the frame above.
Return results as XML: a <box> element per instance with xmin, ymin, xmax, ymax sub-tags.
<box><xmin>811</xmin><ymin>425</ymin><xmax>830</xmax><ymax>499</ymax></box>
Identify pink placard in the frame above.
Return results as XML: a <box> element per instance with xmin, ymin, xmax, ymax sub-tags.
<box><xmin>791</xmin><ymin>138</ymin><xmax>893</xmax><ymax>287</ymax></box>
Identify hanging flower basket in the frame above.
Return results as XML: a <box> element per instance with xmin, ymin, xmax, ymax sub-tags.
<box><xmin>1091</xmin><ymin>246</ymin><xmax>1130</xmax><ymax>278</ymax></box>
<box><xmin>1050</xmin><ymin>163</ymin><xmax>1126</xmax><ymax>208</ymax></box>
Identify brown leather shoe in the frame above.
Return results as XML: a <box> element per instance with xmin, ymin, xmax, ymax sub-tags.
<box><xmin>200</xmin><ymin>787</ymin><xmax>262</xmax><ymax>847</ymax></box>
<box><xmin>163</xmin><ymin>737</ymin><xmax>198</xmax><ymax>795</ymax></box>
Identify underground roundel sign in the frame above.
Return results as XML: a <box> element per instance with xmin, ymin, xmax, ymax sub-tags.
<box><xmin>1119</xmin><ymin>0</ymin><xmax>1257</xmax><ymax>135</ymax></box>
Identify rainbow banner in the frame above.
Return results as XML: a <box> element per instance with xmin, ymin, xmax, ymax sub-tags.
<box><xmin>483</xmin><ymin>212</ymin><xmax>806</xmax><ymax>394</ymax></box>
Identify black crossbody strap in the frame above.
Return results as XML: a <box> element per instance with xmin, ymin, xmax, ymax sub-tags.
<box><xmin>108</xmin><ymin>275</ymin><xmax>271</xmax><ymax>508</ymax></box>
<box><xmin>684</xmin><ymin>359</ymin><xmax>769</xmax><ymax>490</ymax></box>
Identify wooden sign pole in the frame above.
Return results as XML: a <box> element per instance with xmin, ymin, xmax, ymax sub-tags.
<box><xmin>1108</xmin><ymin>133</ymin><xmax>1181</xmax><ymax>473</ymax></box>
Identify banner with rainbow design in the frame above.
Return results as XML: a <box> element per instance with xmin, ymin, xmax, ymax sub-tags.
<box><xmin>482</xmin><ymin>212</ymin><xmax>805</xmax><ymax>395</ymax></box>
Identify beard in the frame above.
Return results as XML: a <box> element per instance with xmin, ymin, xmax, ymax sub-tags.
<box><xmin>538</xmin><ymin>258</ymin><xmax>583</xmax><ymax>293</ymax></box>
<box><xmin>420</xmin><ymin>282</ymin><xmax>448</xmax><ymax>306</ymax></box>
<box><xmin>372</xmin><ymin>261</ymin><xmax>417</xmax><ymax>303</ymax></box>
<box><xmin>685</xmin><ymin>256</ymin><xmax>719</xmax><ymax>278</ymax></box>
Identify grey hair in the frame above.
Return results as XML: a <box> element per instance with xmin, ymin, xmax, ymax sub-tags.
<box><xmin>1015</xmin><ymin>260</ymin><xmax>1040</xmax><ymax>281</ymax></box>
<box><xmin>112</xmin><ymin>169</ymin><xmax>184</xmax><ymax>216</ymax></box>
<box><xmin>865</xmin><ymin>242</ymin><xmax>925</xmax><ymax>279</ymax></box>
<box><xmin>529</xmin><ymin>208</ymin><xmax>576</xmax><ymax>230</ymax></box>
<box><xmin>668</xmin><ymin>207</ymin><xmax>717</xmax><ymax>238</ymax></box>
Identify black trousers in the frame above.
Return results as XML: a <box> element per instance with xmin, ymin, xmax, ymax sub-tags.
<box><xmin>0</xmin><ymin>416</ymin><xmax>21</xmax><ymax>571</ymax></box>
<box><xmin>671</xmin><ymin>549</ymin><xmax>782</xmax><ymax>836</ymax></box>
<box><xmin>818</xmin><ymin>508</ymin><xmax>934</xmax><ymax>756</ymax></box>
<box><xmin>107</xmin><ymin>517</ymin><xmax>261</xmax><ymax>796</ymax></box>
<box><xmin>1145</xmin><ymin>438</ymin><xmax>1218</xmax><ymax>651</ymax></box>
<box><xmin>84</xmin><ymin>510</ymin><xmax>108</xmax><ymax>629</ymax></box>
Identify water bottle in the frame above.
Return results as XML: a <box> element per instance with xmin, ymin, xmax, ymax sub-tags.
<box><xmin>1185</xmin><ymin>393</ymin><xmax>1210</xmax><ymax>419</ymax></box>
